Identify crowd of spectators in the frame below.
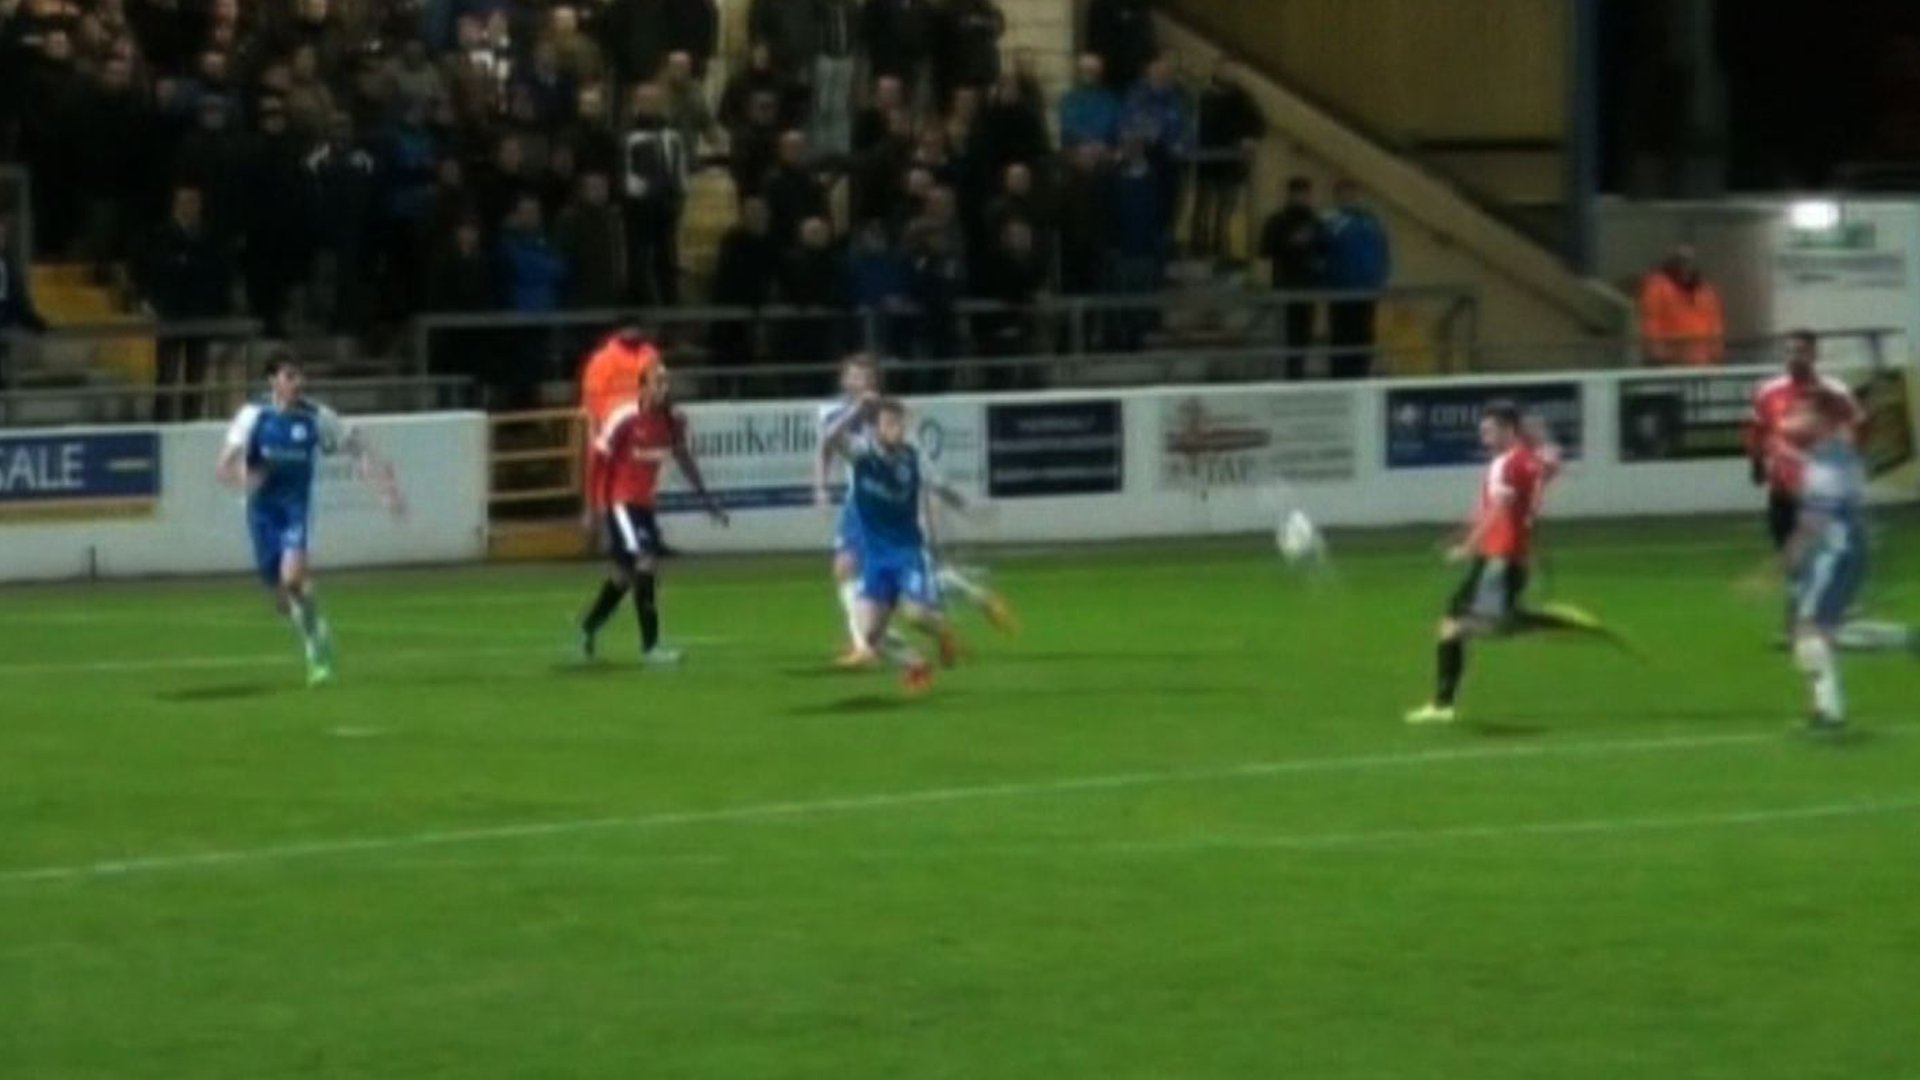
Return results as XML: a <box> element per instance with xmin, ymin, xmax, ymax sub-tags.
<box><xmin>0</xmin><ymin>0</ymin><xmax>1397</xmax><ymax>398</ymax></box>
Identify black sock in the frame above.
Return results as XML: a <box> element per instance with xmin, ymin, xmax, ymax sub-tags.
<box><xmin>582</xmin><ymin>580</ymin><xmax>628</xmax><ymax>636</ymax></box>
<box><xmin>635</xmin><ymin>572</ymin><xmax>659</xmax><ymax>652</ymax></box>
<box><xmin>1436</xmin><ymin>638</ymin><xmax>1466</xmax><ymax>707</ymax></box>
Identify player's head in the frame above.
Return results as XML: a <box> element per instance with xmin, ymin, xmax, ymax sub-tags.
<box><xmin>1785</xmin><ymin>329</ymin><xmax>1819</xmax><ymax>383</ymax></box>
<box><xmin>614</xmin><ymin>320</ymin><xmax>648</xmax><ymax>346</ymax></box>
<box><xmin>873</xmin><ymin>398</ymin><xmax>909</xmax><ymax>447</ymax></box>
<box><xmin>1480</xmin><ymin>400</ymin><xmax>1523</xmax><ymax>453</ymax></box>
<box><xmin>840</xmin><ymin>353</ymin><xmax>880</xmax><ymax>398</ymax></box>
<box><xmin>639</xmin><ymin>362</ymin><xmax>671</xmax><ymax>407</ymax></box>
<box><xmin>266</xmin><ymin>354</ymin><xmax>305</xmax><ymax>400</ymax></box>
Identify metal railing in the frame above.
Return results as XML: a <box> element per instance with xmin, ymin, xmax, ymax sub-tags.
<box><xmin>1</xmin><ymin>319</ymin><xmax>473</xmax><ymax>426</ymax></box>
<box><xmin>411</xmin><ymin>284</ymin><xmax>1480</xmax><ymax>399</ymax></box>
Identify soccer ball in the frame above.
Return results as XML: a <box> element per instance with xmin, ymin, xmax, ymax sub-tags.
<box><xmin>1277</xmin><ymin>510</ymin><xmax>1324</xmax><ymax>563</ymax></box>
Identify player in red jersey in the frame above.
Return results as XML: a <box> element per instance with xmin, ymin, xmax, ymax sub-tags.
<box><xmin>578</xmin><ymin>364</ymin><xmax>728</xmax><ymax>665</ymax></box>
<box><xmin>1407</xmin><ymin>402</ymin><xmax>1625</xmax><ymax>725</ymax></box>
<box><xmin>1746</xmin><ymin>330</ymin><xmax>1863</xmax><ymax>552</ymax></box>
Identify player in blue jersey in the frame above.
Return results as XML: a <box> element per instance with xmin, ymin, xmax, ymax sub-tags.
<box><xmin>814</xmin><ymin>355</ymin><xmax>1016</xmax><ymax>667</ymax></box>
<box><xmin>820</xmin><ymin>394</ymin><xmax>961</xmax><ymax>693</ymax></box>
<box><xmin>1780</xmin><ymin>393</ymin><xmax>1918</xmax><ymax>731</ymax></box>
<box><xmin>216</xmin><ymin>357</ymin><xmax>405</xmax><ymax>686</ymax></box>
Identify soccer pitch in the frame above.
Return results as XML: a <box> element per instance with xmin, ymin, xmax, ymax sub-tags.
<box><xmin>5</xmin><ymin>517</ymin><xmax>1919</xmax><ymax>1078</ymax></box>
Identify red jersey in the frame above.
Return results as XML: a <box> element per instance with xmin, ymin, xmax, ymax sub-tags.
<box><xmin>1746</xmin><ymin>374</ymin><xmax>1861</xmax><ymax>493</ymax></box>
<box><xmin>595</xmin><ymin>400</ymin><xmax>685</xmax><ymax>508</ymax></box>
<box><xmin>1476</xmin><ymin>442</ymin><xmax>1551</xmax><ymax>560</ymax></box>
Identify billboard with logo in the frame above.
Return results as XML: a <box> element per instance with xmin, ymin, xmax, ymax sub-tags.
<box><xmin>0</xmin><ymin>431</ymin><xmax>161</xmax><ymax>520</ymax></box>
<box><xmin>986</xmin><ymin>400</ymin><xmax>1123</xmax><ymax>497</ymax></box>
<box><xmin>659</xmin><ymin>399</ymin><xmax>987</xmax><ymax>513</ymax></box>
<box><xmin>1385</xmin><ymin>383</ymin><xmax>1583</xmax><ymax>469</ymax></box>
<box><xmin>1618</xmin><ymin>368</ymin><xmax>1915</xmax><ymax>478</ymax></box>
<box><xmin>1157</xmin><ymin>389</ymin><xmax>1356</xmax><ymax>491</ymax></box>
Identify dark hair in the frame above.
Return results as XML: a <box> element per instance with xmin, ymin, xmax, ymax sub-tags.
<box><xmin>875</xmin><ymin>397</ymin><xmax>907</xmax><ymax>419</ymax></box>
<box><xmin>842</xmin><ymin>353</ymin><xmax>877</xmax><ymax>371</ymax></box>
<box><xmin>1483</xmin><ymin>400</ymin><xmax>1523</xmax><ymax>430</ymax></box>
<box><xmin>1287</xmin><ymin>176</ymin><xmax>1312</xmax><ymax>193</ymax></box>
<box><xmin>1787</xmin><ymin>328</ymin><xmax>1818</xmax><ymax>350</ymax></box>
<box><xmin>265</xmin><ymin>352</ymin><xmax>302</xmax><ymax>379</ymax></box>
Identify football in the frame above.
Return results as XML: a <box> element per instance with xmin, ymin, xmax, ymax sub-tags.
<box><xmin>1277</xmin><ymin>510</ymin><xmax>1324</xmax><ymax>563</ymax></box>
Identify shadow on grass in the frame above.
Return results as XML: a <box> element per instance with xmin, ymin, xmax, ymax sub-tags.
<box><xmin>157</xmin><ymin>682</ymin><xmax>288</xmax><ymax>703</ymax></box>
<box><xmin>1462</xmin><ymin>721</ymin><xmax>1550</xmax><ymax>739</ymax></box>
<box><xmin>788</xmin><ymin>693</ymin><xmax>946</xmax><ymax>716</ymax></box>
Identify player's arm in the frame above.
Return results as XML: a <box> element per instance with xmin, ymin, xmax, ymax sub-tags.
<box><xmin>816</xmin><ymin>395</ymin><xmax>876</xmax><ymax>486</ymax></box>
<box><xmin>216</xmin><ymin>404</ymin><xmax>261</xmax><ymax>492</ymax></box>
<box><xmin>322</xmin><ymin>408</ymin><xmax>406</xmax><ymax>517</ymax></box>
<box><xmin>1448</xmin><ymin>463</ymin><xmax>1517</xmax><ymax>562</ymax></box>
<box><xmin>1745</xmin><ymin>388</ymin><xmax>1773</xmax><ymax>486</ymax></box>
<box><xmin>668</xmin><ymin>411</ymin><xmax>729</xmax><ymax>526</ymax></box>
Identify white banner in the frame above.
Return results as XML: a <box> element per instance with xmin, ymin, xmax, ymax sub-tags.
<box><xmin>1156</xmin><ymin>388</ymin><xmax>1357</xmax><ymax>492</ymax></box>
<box><xmin>0</xmin><ymin>412</ymin><xmax>489</xmax><ymax>582</ymax></box>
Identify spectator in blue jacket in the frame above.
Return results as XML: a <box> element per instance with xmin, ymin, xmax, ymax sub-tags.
<box><xmin>1121</xmin><ymin>56</ymin><xmax>1192</xmax><ymax>234</ymax></box>
<box><xmin>495</xmin><ymin>193</ymin><xmax>568</xmax><ymax>407</ymax></box>
<box><xmin>1322</xmin><ymin>179</ymin><xmax>1392</xmax><ymax>379</ymax></box>
<box><xmin>846</xmin><ymin>219</ymin><xmax>913</xmax><ymax>356</ymax></box>
<box><xmin>1103</xmin><ymin>134</ymin><xmax>1165</xmax><ymax>351</ymax></box>
<box><xmin>1058</xmin><ymin>53</ymin><xmax>1121</xmax><ymax>150</ymax></box>
<box><xmin>498</xmin><ymin>194</ymin><xmax>567</xmax><ymax>310</ymax></box>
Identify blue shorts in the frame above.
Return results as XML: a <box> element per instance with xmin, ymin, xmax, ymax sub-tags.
<box><xmin>860</xmin><ymin>545</ymin><xmax>942</xmax><ymax>610</ymax></box>
<box><xmin>247</xmin><ymin>498</ymin><xmax>311</xmax><ymax>586</ymax></box>
<box><xmin>833</xmin><ymin>503</ymin><xmax>864</xmax><ymax>561</ymax></box>
<box><xmin>1794</xmin><ymin>527</ymin><xmax>1868</xmax><ymax>630</ymax></box>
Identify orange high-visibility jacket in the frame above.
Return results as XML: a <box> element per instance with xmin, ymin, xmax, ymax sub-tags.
<box><xmin>578</xmin><ymin>335</ymin><xmax>661</xmax><ymax>509</ymax></box>
<box><xmin>1638</xmin><ymin>271</ymin><xmax>1726</xmax><ymax>366</ymax></box>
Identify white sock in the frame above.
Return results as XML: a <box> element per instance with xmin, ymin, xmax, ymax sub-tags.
<box><xmin>873</xmin><ymin>631</ymin><xmax>923</xmax><ymax>669</ymax></box>
<box><xmin>838</xmin><ymin>579</ymin><xmax>865</xmax><ymax>648</ymax></box>
<box><xmin>1794</xmin><ymin>635</ymin><xmax>1844</xmax><ymax>719</ymax></box>
<box><xmin>1835</xmin><ymin>620</ymin><xmax>1917</xmax><ymax>651</ymax></box>
<box><xmin>937</xmin><ymin>565</ymin><xmax>988</xmax><ymax>605</ymax></box>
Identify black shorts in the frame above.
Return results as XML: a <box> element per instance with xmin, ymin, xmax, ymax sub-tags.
<box><xmin>1448</xmin><ymin>557</ymin><xmax>1530</xmax><ymax>622</ymax></box>
<box><xmin>605</xmin><ymin>504</ymin><xmax>662</xmax><ymax>570</ymax></box>
<box><xmin>1767</xmin><ymin>489</ymin><xmax>1800</xmax><ymax>553</ymax></box>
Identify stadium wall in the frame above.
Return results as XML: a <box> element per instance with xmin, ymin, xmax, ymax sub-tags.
<box><xmin>0</xmin><ymin>413</ymin><xmax>489</xmax><ymax>583</ymax></box>
<box><xmin>656</xmin><ymin>364</ymin><xmax>1920</xmax><ymax>554</ymax></box>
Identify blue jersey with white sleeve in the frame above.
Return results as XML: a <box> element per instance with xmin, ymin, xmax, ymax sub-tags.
<box><xmin>1794</xmin><ymin>436</ymin><xmax>1869</xmax><ymax>628</ymax></box>
<box><xmin>226</xmin><ymin>397</ymin><xmax>349</xmax><ymax>584</ymax></box>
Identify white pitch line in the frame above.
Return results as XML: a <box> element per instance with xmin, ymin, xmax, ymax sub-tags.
<box><xmin>359</xmin><ymin>796</ymin><xmax>1920</xmax><ymax>872</ymax></box>
<box><xmin>0</xmin><ymin>725</ymin><xmax>1856</xmax><ymax>887</ymax></box>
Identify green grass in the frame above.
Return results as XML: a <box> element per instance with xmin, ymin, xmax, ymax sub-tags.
<box><xmin>5</xmin><ymin>517</ymin><xmax>1920</xmax><ymax>1079</ymax></box>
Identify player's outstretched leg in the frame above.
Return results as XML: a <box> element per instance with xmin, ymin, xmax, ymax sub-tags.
<box><xmin>899</xmin><ymin>603</ymin><xmax>961</xmax><ymax>670</ymax></box>
<box><xmin>579</xmin><ymin>572</ymin><xmax>630</xmax><ymax>662</ymax></box>
<box><xmin>937</xmin><ymin>564</ymin><xmax>1019</xmax><ymax>635</ymax></box>
<box><xmin>1510</xmin><ymin>603</ymin><xmax>1642</xmax><ymax>657</ymax></box>
<box><xmin>1835</xmin><ymin>619</ymin><xmax>1920</xmax><ymax>654</ymax></box>
<box><xmin>1407</xmin><ymin>618</ymin><xmax>1469</xmax><ymax>725</ymax></box>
